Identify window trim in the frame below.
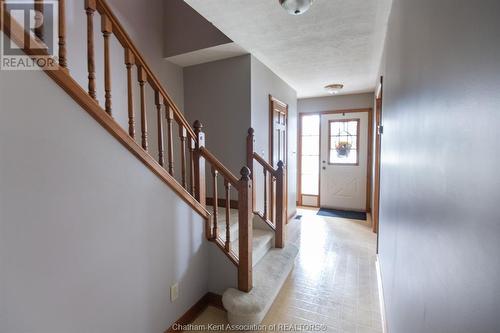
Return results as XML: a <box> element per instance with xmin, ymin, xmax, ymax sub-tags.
<box><xmin>328</xmin><ymin>118</ymin><xmax>360</xmax><ymax>166</ymax></box>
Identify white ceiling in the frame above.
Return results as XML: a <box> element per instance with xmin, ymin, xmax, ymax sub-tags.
<box><xmin>183</xmin><ymin>0</ymin><xmax>393</xmax><ymax>98</ymax></box>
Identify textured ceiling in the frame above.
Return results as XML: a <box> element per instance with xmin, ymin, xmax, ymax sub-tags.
<box><xmin>183</xmin><ymin>0</ymin><xmax>393</xmax><ymax>98</ymax></box>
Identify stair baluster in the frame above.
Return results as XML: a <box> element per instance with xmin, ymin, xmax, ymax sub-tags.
<box><xmin>189</xmin><ymin>139</ymin><xmax>196</xmax><ymax>195</ymax></box>
<box><xmin>138</xmin><ymin>66</ymin><xmax>148</xmax><ymax>150</ymax></box>
<box><xmin>155</xmin><ymin>92</ymin><xmax>165</xmax><ymax>167</ymax></box>
<box><xmin>85</xmin><ymin>0</ymin><xmax>97</xmax><ymax>100</ymax></box>
<box><xmin>34</xmin><ymin>1</ymin><xmax>43</xmax><ymax>41</ymax></box>
<box><xmin>58</xmin><ymin>0</ymin><xmax>67</xmax><ymax>69</ymax></box>
<box><xmin>224</xmin><ymin>180</ymin><xmax>231</xmax><ymax>252</ymax></box>
<box><xmin>246</xmin><ymin>128</ymin><xmax>255</xmax><ymax>211</ymax></box>
<box><xmin>166</xmin><ymin>107</ymin><xmax>174</xmax><ymax>175</ymax></box>
<box><xmin>125</xmin><ymin>49</ymin><xmax>135</xmax><ymax>138</ymax></box>
<box><xmin>101</xmin><ymin>14</ymin><xmax>112</xmax><ymax>115</ymax></box>
<box><xmin>179</xmin><ymin>126</ymin><xmax>187</xmax><ymax>188</ymax></box>
<box><xmin>211</xmin><ymin>167</ymin><xmax>219</xmax><ymax>239</ymax></box>
<box><xmin>263</xmin><ymin>167</ymin><xmax>268</xmax><ymax>220</ymax></box>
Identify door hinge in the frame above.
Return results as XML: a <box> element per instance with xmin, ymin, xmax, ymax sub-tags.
<box><xmin>377</xmin><ymin>125</ymin><xmax>384</xmax><ymax>135</ymax></box>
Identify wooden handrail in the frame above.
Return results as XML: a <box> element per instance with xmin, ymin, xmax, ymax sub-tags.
<box><xmin>246</xmin><ymin>127</ymin><xmax>285</xmax><ymax>249</ymax></box>
<box><xmin>3</xmin><ymin>1</ymin><xmax>255</xmax><ymax>293</ymax></box>
<box><xmin>199</xmin><ymin>147</ymin><xmax>239</xmax><ymax>187</ymax></box>
<box><xmin>253</xmin><ymin>152</ymin><xmax>277</xmax><ymax>176</ymax></box>
<box><xmin>0</xmin><ymin>7</ymin><xmax>210</xmax><ymax>221</ymax></box>
<box><xmin>94</xmin><ymin>0</ymin><xmax>196</xmax><ymax>140</ymax></box>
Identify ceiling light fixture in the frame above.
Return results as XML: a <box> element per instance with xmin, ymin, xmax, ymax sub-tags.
<box><xmin>325</xmin><ymin>84</ymin><xmax>344</xmax><ymax>95</ymax></box>
<box><xmin>279</xmin><ymin>0</ymin><xmax>314</xmax><ymax>15</ymax></box>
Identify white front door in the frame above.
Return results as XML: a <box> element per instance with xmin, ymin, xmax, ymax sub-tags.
<box><xmin>320</xmin><ymin>111</ymin><xmax>369</xmax><ymax>211</ymax></box>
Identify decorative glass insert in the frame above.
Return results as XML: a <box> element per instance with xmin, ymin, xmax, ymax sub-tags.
<box><xmin>329</xmin><ymin>119</ymin><xmax>360</xmax><ymax>165</ymax></box>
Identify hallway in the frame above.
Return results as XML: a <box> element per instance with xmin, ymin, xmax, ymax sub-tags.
<box><xmin>188</xmin><ymin>209</ymin><xmax>382</xmax><ymax>332</ymax></box>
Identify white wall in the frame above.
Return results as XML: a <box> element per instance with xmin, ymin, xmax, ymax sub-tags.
<box><xmin>298</xmin><ymin>93</ymin><xmax>374</xmax><ymax>113</ymax></box>
<box><xmin>251</xmin><ymin>56</ymin><xmax>298</xmax><ymax>217</ymax></box>
<box><xmin>0</xmin><ymin>67</ymin><xmax>207</xmax><ymax>332</ymax></box>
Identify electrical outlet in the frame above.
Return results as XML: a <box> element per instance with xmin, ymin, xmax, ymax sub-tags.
<box><xmin>170</xmin><ymin>283</ymin><xmax>179</xmax><ymax>302</ymax></box>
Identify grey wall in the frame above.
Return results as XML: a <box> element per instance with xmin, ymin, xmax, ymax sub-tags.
<box><xmin>163</xmin><ymin>0</ymin><xmax>232</xmax><ymax>58</ymax></box>
<box><xmin>184</xmin><ymin>55</ymin><xmax>298</xmax><ymax>216</ymax></box>
<box><xmin>0</xmin><ymin>68</ymin><xmax>208</xmax><ymax>333</ymax></box>
<box><xmin>298</xmin><ymin>93</ymin><xmax>374</xmax><ymax>113</ymax></box>
<box><xmin>184</xmin><ymin>55</ymin><xmax>252</xmax><ymax>177</ymax></box>
<box><xmin>379</xmin><ymin>1</ymin><xmax>500</xmax><ymax>332</ymax></box>
<box><xmin>251</xmin><ymin>56</ymin><xmax>298</xmax><ymax>217</ymax></box>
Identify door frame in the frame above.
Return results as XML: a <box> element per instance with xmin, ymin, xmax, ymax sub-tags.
<box><xmin>298</xmin><ymin>108</ymin><xmax>373</xmax><ymax>212</ymax></box>
<box><xmin>373</xmin><ymin>77</ymin><xmax>383</xmax><ymax>233</ymax></box>
<box><xmin>269</xmin><ymin>95</ymin><xmax>289</xmax><ymax>221</ymax></box>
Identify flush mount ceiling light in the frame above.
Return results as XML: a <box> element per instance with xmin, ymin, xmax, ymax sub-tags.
<box><xmin>325</xmin><ymin>84</ymin><xmax>344</xmax><ymax>95</ymax></box>
<box><xmin>279</xmin><ymin>0</ymin><xmax>314</xmax><ymax>15</ymax></box>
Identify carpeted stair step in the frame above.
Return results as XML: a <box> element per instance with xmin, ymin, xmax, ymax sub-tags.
<box><xmin>222</xmin><ymin>244</ymin><xmax>299</xmax><ymax>325</ymax></box>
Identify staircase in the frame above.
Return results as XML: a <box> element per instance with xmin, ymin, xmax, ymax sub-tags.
<box><xmin>1</xmin><ymin>0</ymin><xmax>297</xmax><ymax>325</ymax></box>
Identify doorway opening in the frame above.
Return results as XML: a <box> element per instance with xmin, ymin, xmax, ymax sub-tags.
<box><xmin>298</xmin><ymin>109</ymin><xmax>373</xmax><ymax>215</ymax></box>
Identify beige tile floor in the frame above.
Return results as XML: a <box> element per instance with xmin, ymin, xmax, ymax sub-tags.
<box><xmin>187</xmin><ymin>208</ymin><xmax>382</xmax><ymax>333</ymax></box>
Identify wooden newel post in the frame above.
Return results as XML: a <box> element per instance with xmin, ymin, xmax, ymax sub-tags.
<box><xmin>238</xmin><ymin>166</ymin><xmax>253</xmax><ymax>292</ymax></box>
<box><xmin>193</xmin><ymin>121</ymin><xmax>206</xmax><ymax>203</ymax></box>
<box><xmin>275</xmin><ymin>161</ymin><xmax>286</xmax><ymax>248</ymax></box>
<box><xmin>193</xmin><ymin>120</ymin><xmax>208</xmax><ymax>238</ymax></box>
<box><xmin>246</xmin><ymin>128</ymin><xmax>255</xmax><ymax>211</ymax></box>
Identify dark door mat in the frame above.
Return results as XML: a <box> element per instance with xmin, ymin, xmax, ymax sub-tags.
<box><xmin>317</xmin><ymin>208</ymin><xmax>366</xmax><ymax>221</ymax></box>
<box><xmin>294</xmin><ymin>215</ymin><xmax>302</xmax><ymax>220</ymax></box>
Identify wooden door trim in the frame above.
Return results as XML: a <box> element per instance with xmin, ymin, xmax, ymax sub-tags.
<box><xmin>269</xmin><ymin>95</ymin><xmax>289</xmax><ymax>164</ymax></box>
<box><xmin>269</xmin><ymin>95</ymin><xmax>289</xmax><ymax>220</ymax></box>
<box><xmin>298</xmin><ymin>108</ymin><xmax>373</xmax><ymax>212</ymax></box>
<box><xmin>373</xmin><ymin>76</ymin><xmax>384</xmax><ymax>234</ymax></box>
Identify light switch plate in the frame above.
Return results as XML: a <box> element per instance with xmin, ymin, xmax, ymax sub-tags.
<box><xmin>170</xmin><ymin>283</ymin><xmax>179</xmax><ymax>302</ymax></box>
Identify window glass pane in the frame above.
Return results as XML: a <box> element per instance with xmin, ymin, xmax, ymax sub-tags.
<box><xmin>301</xmin><ymin>156</ymin><xmax>319</xmax><ymax>175</ymax></box>
<box><xmin>300</xmin><ymin>115</ymin><xmax>320</xmax><ymax>197</ymax></box>
<box><xmin>329</xmin><ymin>119</ymin><xmax>359</xmax><ymax>165</ymax></box>
<box><xmin>348</xmin><ymin>121</ymin><xmax>358</xmax><ymax>134</ymax></box>
<box><xmin>301</xmin><ymin>136</ymin><xmax>319</xmax><ymax>156</ymax></box>
<box><xmin>302</xmin><ymin>115</ymin><xmax>320</xmax><ymax>136</ymax></box>
<box><xmin>301</xmin><ymin>174</ymin><xmax>319</xmax><ymax>195</ymax></box>
<box><xmin>330</xmin><ymin>121</ymin><xmax>340</xmax><ymax>135</ymax></box>
<box><xmin>330</xmin><ymin>149</ymin><xmax>357</xmax><ymax>164</ymax></box>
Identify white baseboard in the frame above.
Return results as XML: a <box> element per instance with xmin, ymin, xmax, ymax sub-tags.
<box><xmin>376</xmin><ymin>255</ymin><xmax>388</xmax><ymax>333</ymax></box>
